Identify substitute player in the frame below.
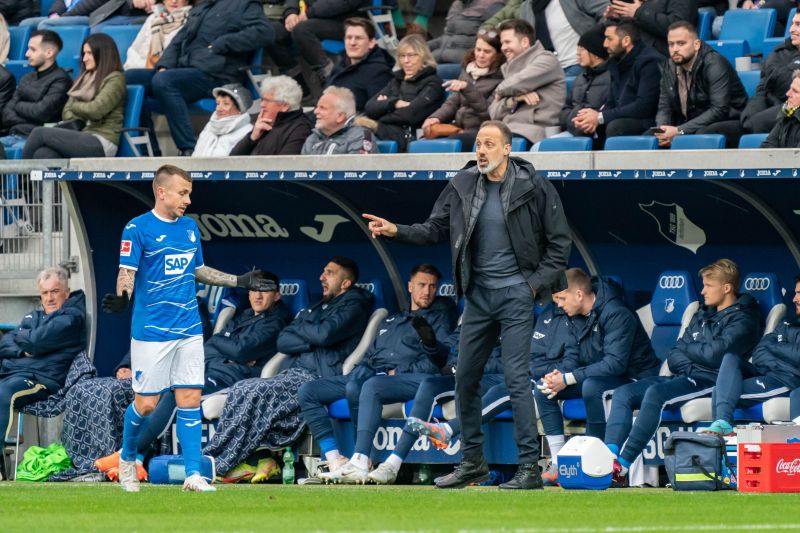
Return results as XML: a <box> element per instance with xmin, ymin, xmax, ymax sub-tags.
<box><xmin>102</xmin><ymin>164</ymin><xmax>273</xmax><ymax>493</ymax></box>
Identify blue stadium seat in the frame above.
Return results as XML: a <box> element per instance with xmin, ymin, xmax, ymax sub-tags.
<box><xmin>5</xmin><ymin>60</ymin><xmax>34</xmax><ymax>82</ymax></box>
<box><xmin>104</xmin><ymin>25</ymin><xmax>142</xmax><ymax>65</ymax></box>
<box><xmin>670</xmin><ymin>134</ymin><xmax>725</xmax><ymax>150</ymax></box>
<box><xmin>637</xmin><ymin>271</ymin><xmax>699</xmax><ymax>361</ymax></box>
<box><xmin>604</xmin><ymin>135</ymin><xmax>658</xmax><ymax>150</ymax></box>
<box><xmin>717</xmin><ymin>8</ymin><xmax>776</xmax><ymax>56</ymax></box>
<box><xmin>356</xmin><ymin>279</ymin><xmax>386</xmax><ymax>310</ymax></box>
<box><xmin>738</xmin><ymin>70</ymin><xmax>760</xmax><ymax>98</ymax></box>
<box><xmin>280</xmin><ymin>278</ymin><xmax>311</xmax><ymax>316</ymax></box>
<box><xmin>196</xmin><ymin>283</ymin><xmax>238</xmax><ymax>333</ymax></box>
<box><xmin>322</xmin><ymin>39</ymin><xmax>345</xmax><ymax>55</ymax></box>
<box><xmin>565</xmin><ymin>75</ymin><xmax>576</xmax><ymax>96</ymax></box>
<box><xmin>376</xmin><ymin>140</ymin><xmax>398</xmax><ymax>153</ymax></box>
<box><xmin>402</xmin><ymin>400</ymin><xmax>444</xmax><ymax>420</ymax></box>
<box><xmin>762</xmin><ymin>7</ymin><xmax>795</xmax><ymax>58</ymax></box>
<box><xmin>436</xmin><ymin>63</ymin><xmax>462</xmax><ymax>80</ymax></box>
<box><xmin>707</xmin><ymin>40</ymin><xmax>749</xmax><ymax>68</ymax></box>
<box><xmin>52</xmin><ymin>26</ymin><xmax>90</xmax><ymax>77</ymax></box>
<box><xmin>5</xmin><ymin>146</ymin><xmax>23</xmax><ymax>160</ymax></box>
<box><xmin>562</xmin><ymin>399</ymin><xmax>587</xmax><ymax>420</ymax></box>
<box><xmin>740</xmin><ymin>272</ymin><xmax>786</xmax><ymax>333</ymax></box>
<box><xmin>40</xmin><ymin>0</ymin><xmax>56</xmax><ymax>16</ymax></box>
<box><xmin>118</xmin><ymin>84</ymin><xmax>146</xmax><ymax>157</ymax></box>
<box><xmin>327</xmin><ymin>398</ymin><xmax>351</xmax><ymax>419</ymax></box>
<box><xmin>537</xmin><ymin>137</ymin><xmax>592</xmax><ymax>152</ymax></box>
<box><xmin>738</xmin><ymin>133</ymin><xmax>768</xmax><ymax>148</ymax></box>
<box><xmin>697</xmin><ymin>8</ymin><xmax>714</xmax><ymax>41</ymax></box>
<box><xmin>511</xmin><ymin>137</ymin><xmax>530</xmax><ymax>151</ymax></box>
<box><xmin>8</xmin><ymin>26</ymin><xmax>32</xmax><ymax>61</ymax></box>
<box><xmin>408</xmin><ymin>139</ymin><xmax>462</xmax><ymax>153</ymax></box>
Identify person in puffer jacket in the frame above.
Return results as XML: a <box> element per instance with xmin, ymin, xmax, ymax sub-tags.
<box><xmin>427</xmin><ymin>0</ymin><xmax>505</xmax><ymax>64</ymax></box>
<box><xmin>702</xmin><ymin>276</ymin><xmax>800</xmax><ymax>435</ymax></box>
<box><xmin>605</xmin><ymin>259</ymin><xmax>761</xmax><ymax>482</ymax></box>
<box><xmin>193</xmin><ymin>84</ymin><xmax>253</xmax><ymax>157</ymax></box>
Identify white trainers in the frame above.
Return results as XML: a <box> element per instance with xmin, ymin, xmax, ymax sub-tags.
<box><xmin>368</xmin><ymin>462</ymin><xmax>398</xmax><ymax>485</ymax></box>
<box><xmin>183</xmin><ymin>473</ymin><xmax>217</xmax><ymax>492</ymax></box>
<box><xmin>320</xmin><ymin>461</ymin><xmax>368</xmax><ymax>485</ymax></box>
<box><xmin>119</xmin><ymin>459</ymin><xmax>140</xmax><ymax>493</ymax></box>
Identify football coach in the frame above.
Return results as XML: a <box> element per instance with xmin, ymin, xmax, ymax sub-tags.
<box><xmin>363</xmin><ymin>120</ymin><xmax>572</xmax><ymax>490</ymax></box>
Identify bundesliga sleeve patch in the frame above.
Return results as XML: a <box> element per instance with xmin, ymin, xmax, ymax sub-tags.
<box><xmin>120</xmin><ymin>240</ymin><xmax>132</xmax><ymax>257</ymax></box>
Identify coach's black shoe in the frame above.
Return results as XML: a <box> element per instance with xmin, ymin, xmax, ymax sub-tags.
<box><xmin>434</xmin><ymin>456</ymin><xmax>489</xmax><ymax>489</ymax></box>
<box><xmin>499</xmin><ymin>463</ymin><xmax>544</xmax><ymax>490</ymax></box>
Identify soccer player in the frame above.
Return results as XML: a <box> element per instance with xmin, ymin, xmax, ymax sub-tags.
<box><xmin>102</xmin><ymin>164</ymin><xmax>273</xmax><ymax>493</ymax></box>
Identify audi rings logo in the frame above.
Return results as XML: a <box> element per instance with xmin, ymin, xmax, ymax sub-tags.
<box><xmin>659</xmin><ymin>276</ymin><xmax>686</xmax><ymax>289</ymax></box>
<box><xmin>280</xmin><ymin>283</ymin><xmax>300</xmax><ymax>296</ymax></box>
<box><xmin>745</xmin><ymin>277</ymin><xmax>771</xmax><ymax>291</ymax></box>
<box><xmin>438</xmin><ymin>284</ymin><xmax>456</xmax><ymax>297</ymax></box>
<box><xmin>356</xmin><ymin>282</ymin><xmax>376</xmax><ymax>292</ymax></box>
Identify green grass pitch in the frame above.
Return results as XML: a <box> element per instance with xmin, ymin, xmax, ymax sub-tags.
<box><xmin>1</xmin><ymin>483</ymin><xmax>800</xmax><ymax>533</ymax></box>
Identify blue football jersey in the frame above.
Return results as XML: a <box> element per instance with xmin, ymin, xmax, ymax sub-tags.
<box><xmin>119</xmin><ymin>210</ymin><xmax>205</xmax><ymax>341</ymax></box>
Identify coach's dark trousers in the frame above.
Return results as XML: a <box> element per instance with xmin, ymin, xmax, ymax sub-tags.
<box><xmin>456</xmin><ymin>282</ymin><xmax>539</xmax><ymax>464</ymax></box>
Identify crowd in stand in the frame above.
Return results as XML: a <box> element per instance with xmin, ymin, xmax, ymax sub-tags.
<box><xmin>0</xmin><ymin>0</ymin><xmax>795</xmax><ymax>159</ymax></box>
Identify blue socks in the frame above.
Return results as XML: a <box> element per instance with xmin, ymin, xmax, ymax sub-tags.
<box><xmin>176</xmin><ymin>407</ymin><xmax>202</xmax><ymax>476</ymax></box>
<box><xmin>319</xmin><ymin>436</ymin><xmax>338</xmax><ymax>456</ymax></box>
<box><xmin>122</xmin><ymin>404</ymin><xmax>149</xmax><ymax>462</ymax></box>
<box><xmin>607</xmin><ymin>443</ymin><xmax>620</xmax><ymax>457</ymax></box>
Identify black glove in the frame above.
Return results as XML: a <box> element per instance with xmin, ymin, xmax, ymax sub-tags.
<box><xmin>412</xmin><ymin>315</ymin><xmax>437</xmax><ymax>348</ymax></box>
<box><xmin>236</xmin><ymin>270</ymin><xmax>277</xmax><ymax>292</ymax></box>
<box><xmin>102</xmin><ymin>291</ymin><xmax>130</xmax><ymax>313</ymax></box>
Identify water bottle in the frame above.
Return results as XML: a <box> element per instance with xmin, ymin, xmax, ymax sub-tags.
<box><xmin>417</xmin><ymin>464</ymin><xmax>432</xmax><ymax>485</ymax></box>
<box><xmin>282</xmin><ymin>447</ymin><xmax>295</xmax><ymax>485</ymax></box>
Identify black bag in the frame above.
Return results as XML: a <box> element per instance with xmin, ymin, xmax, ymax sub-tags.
<box><xmin>54</xmin><ymin>119</ymin><xmax>86</xmax><ymax>131</ymax></box>
<box><xmin>664</xmin><ymin>431</ymin><xmax>735</xmax><ymax>491</ymax></box>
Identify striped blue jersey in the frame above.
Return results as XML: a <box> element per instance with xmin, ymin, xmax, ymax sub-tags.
<box><xmin>119</xmin><ymin>210</ymin><xmax>205</xmax><ymax>341</ymax></box>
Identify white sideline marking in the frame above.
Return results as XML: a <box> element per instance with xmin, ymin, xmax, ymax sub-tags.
<box><xmin>311</xmin><ymin>526</ymin><xmax>800</xmax><ymax>533</ymax></box>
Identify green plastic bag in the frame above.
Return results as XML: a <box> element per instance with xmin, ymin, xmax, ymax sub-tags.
<box><xmin>16</xmin><ymin>442</ymin><xmax>72</xmax><ymax>481</ymax></box>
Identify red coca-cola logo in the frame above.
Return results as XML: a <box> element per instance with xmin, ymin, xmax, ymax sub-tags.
<box><xmin>775</xmin><ymin>458</ymin><xmax>800</xmax><ymax>475</ymax></box>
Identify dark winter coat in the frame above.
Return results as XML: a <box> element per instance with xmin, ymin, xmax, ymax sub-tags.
<box><xmin>742</xmin><ymin>39</ymin><xmax>800</xmax><ymax>130</ymax></box>
<box><xmin>656</xmin><ymin>42</ymin><xmax>748</xmax><ymax>132</ymax></box>
<box><xmin>429</xmin><ymin>66</ymin><xmax>503</xmax><ymax>132</ymax></box>
<box><xmin>428</xmin><ymin>0</ymin><xmax>505</xmax><ymax>64</ymax></box>
<box><xmin>364</xmin><ymin>66</ymin><xmax>445</xmax><ymax>130</ymax></box>
<box><xmin>276</xmin><ymin>287</ymin><xmax>375</xmax><ymax>378</ymax></box>
<box><xmin>603</xmin><ymin>42</ymin><xmax>665</xmax><ymax>124</ymax></box>
<box><xmin>559</xmin><ymin>62</ymin><xmax>610</xmax><ymax>134</ymax></box>
<box><xmin>327</xmin><ymin>46</ymin><xmax>394</xmax><ymax>112</ymax></box>
<box><xmin>529</xmin><ymin>304</ymin><xmax>583</xmax><ymax>379</ymax></box>
<box><xmin>752</xmin><ymin>318</ymin><xmax>800</xmax><ymax>389</ymax></box>
<box><xmin>0</xmin><ymin>291</ymin><xmax>86</xmax><ymax>391</ymax></box>
<box><xmin>230</xmin><ymin>109</ymin><xmax>312</xmax><ymax>156</ymax></box>
<box><xmin>633</xmin><ymin>0</ymin><xmax>697</xmax><ymax>56</ymax></box>
<box><xmin>0</xmin><ymin>65</ymin><xmax>16</xmax><ymax>129</ymax></box>
<box><xmin>0</xmin><ymin>0</ymin><xmax>35</xmax><ymax>24</ymax></box>
<box><xmin>667</xmin><ymin>293</ymin><xmax>762</xmax><ymax>383</ymax></box>
<box><xmin>394</xmin><ymin>157</ymin><xmax>572</xmax><ymax>299</ymax></box>
<box><xmin>157</xmin><ymin>0</ymin><xmax>273</xmax><ymax>85</ymax></box>
<box><xmin>762</xmin><ymin>107</ymin><xmax>800</xmax><ymax>148</ymax></box>
<box><xmin>3</xmin><ymin>63</ymin><xmax>72</xmax><ymax>136</ymax></box>
<box><xmin>284</xmin><ymin>0</ymin><xmax>368</xmax><ymax>19</ymax></box>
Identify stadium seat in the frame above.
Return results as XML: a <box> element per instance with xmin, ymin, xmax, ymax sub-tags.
<box><xmin>376</xmin><ymin>140</ymin><xmax>398</xmax><ymax>153</ymax></box>
<box><xmin>52</xmin><ymin>26</ymin><xmax>90</xmax><ymax>77</ymax></box>
<box><xmin>670</xmin><ymin>134</ymin><xmax>726</xmax><ymax>150</ymax></box>
<box><xmin>196</xmin><ymin>283</ymin><xmax>238</xmax><ymax>334</ymax></box>
<box><xmin>8</xmin><ymin>26</ymin><xmax>31</xmax><ymax>61</ymax></box>
<box><xmin>697</xmin><ymin>8</ymin><xmax>714</xmax><ymax>41</ymax></box>
<box><xmin>511</xmin><ymin>137</ymin><xmax>530</xmax><ymax>152</ymax></box>
<box><xmin>119</xmin><ymin>84</ymin><xmax>147</xmax><ymax>157</ymax></box>
<box><xmin>279</xmin><ymin>279</ymin><xmax>311</xmax><ymax>316</ymax></box>
<box><xmin>636</xmin><ymin>271</ymin><xmax>699</xmax><ymax>361</ymax></box>
<box><xmin>717</xmin><ymin>8</ymin><xmax>776</xmax><ymax>56</ymax></box>
<box><xmin>322</xmin><ymin>39</ymin><xmax>345</xmax><ymax>55</ymax></box>
<box><xmin>4</xmin><ymin>146</ymin><xmax>22</xmax><ymax>160</ymax></box>
<box><xmin>355</xmin><ymin>278</ymin><xmax>386</xmax><ymax>310</ymax></box>
<box><xmin>707</xmin><ymin>40</ymin><xmax>749</xmax><ymax>68</ymax></box>
<box><xmin>104</xmin><ymin>25</ymin><xmax>142</xmax><ymax>65</ymax></box>
<box><xmin>5</xmin><ymin>61</ymin><xmax>34</xmax><ymax>82</ymax></box>
<box><xmin>436</xmin><ymin>63</ymin><xmax>462</xmax><ymax>80</ymax></box>
<box><xmin>763</xmin><ymin>6</ymin><xmax>795</xmax><ymax>56</ymax></box>
<box><xmin>738</xmin><ymin>70</ymin><xmax>760</xmax><ymax>98</ymax></box>
<box><xmin>40</xmin><ymin>0</ymin><xmax>56</xmax><ymax>16</ymax></box>
<box><xmin>740</xmin><ymin>272</ymin><xmax>786</xmax><ymax>334</ymax></box>
<box><xmin>537</xmin><ymin>137</ymin><xmax>593</xmax><ymax>152</ymax></box>
<box><xmin>738</xmin><ymin>133</ymin><xmax>769</xmax><ymax>148</ymax></box>
<box><xmin>408</xmin><ymin>139</ymin><xmax>462</xmax><ymax>153</ymax></box>
<box><xmin>565</xmin><ymin>75</ymin><xmax>576</xmax><ymax>95</ymax></box>
<box><xmin>604</xmin><ymin>136</ymin><xmax>658</xmax><ymax>150</ymax></box>
<box><xmin>342</xmin><ymin>308</ymin><xmax>389</xmax><ymax>374</ymax></box>
<box><xmin>762</xmin><ymin>396</ymin><xmax>790</xmax><ymax>423</ymax></box>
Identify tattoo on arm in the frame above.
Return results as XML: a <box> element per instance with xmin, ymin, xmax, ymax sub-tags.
<box><xmin>117</xmin><ymin>268</ymin><xmax>135</xmax><ymax>296</ymax></box>
<box><xmin>195</xmin><ymin>266</ymin><xmax>237</xmax><ymax>288</ymax></box>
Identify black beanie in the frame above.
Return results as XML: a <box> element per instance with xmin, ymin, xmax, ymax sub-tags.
<box><xmin>578</xmin><ymin>24</ymin><xmax>609</xmax><ymax>60</ymax></box>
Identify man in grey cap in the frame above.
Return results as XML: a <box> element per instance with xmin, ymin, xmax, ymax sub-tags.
<box><xmin>193</xmin><ymin>84</ymin><xmax>254</xmax><ymax>157</ymax></box>
<box><xmin>301</xmin><ymin>86</ymin><xmax>377</xmax><ymax>155</ymax></box>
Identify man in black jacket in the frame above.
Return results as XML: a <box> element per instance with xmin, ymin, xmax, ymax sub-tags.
<box><xmin>573</xmin><ymin>19</ymin><xmax>664</xmax><ymax>142</ymax></box>
<box><xmin>1</xmin><ymin>30</ymin><xmax>71</xmax><ymax>153</ymax></box>
<box><xmin>147</xmin><ymin>0</ymin><xmax>273</xmax><ymax>155</ymax></box>
<box><xmin>364</xmin><ymin>120</ymin><xmax>572</xmax><ymax>490</ymax></box>
<box><xmin>654</xmin><ymin>21</ymin><xmax>748</xmax><ymax>148</ymax></box>
<box><xmin>0</xmin><ymin>267</ymin><xmax>86</xmax><ymax>448</ymax></box>
<box><xmin>762</xmin><ymin>70</ymin><xmax>800</xmax><ymax>147</ymax></box>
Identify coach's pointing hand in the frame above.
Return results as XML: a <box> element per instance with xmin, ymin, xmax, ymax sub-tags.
<box><xmin>362</xmin><ymin>213</ymin><xmax>397</xmax><ymax>239</ymax></box>
<box><xmin>102</xmin><ymin>290</ymin><xmax>130</xmax><ymax>313</ymax></box>
<box><xmin>236</xmin><ymin>271</ymin><xmax>277</xmax><ymax>292</ymax></box>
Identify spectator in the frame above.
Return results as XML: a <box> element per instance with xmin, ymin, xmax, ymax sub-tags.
<box><xmin>134</xmin><ymin>0</ymin><xmax>273</xmax><ymax>156</ymax></box>
<box><xmin>421</xmin><ymin>30</ymin><xmax>505</xmax><ymax>150</ymax></box>
<box><xmin>298</xmin><ymin>264</ymin><xmax>455</xmax><ymax>484</ymax></box>
<box><xmin>123</xmin><ymin>0</ymin><xmax>193</xmax><ymax>70</ymax></box>
<box><xmin>359</xmin><ymin>34</ymin><xmax>445</xmax><ymax>152</ymax></box>
<box><xmin>29</xmin><ymin>0</ymin><xmax>149</xmax><ymax>33</ymax></box>
<box><xmin>261</xmin><ymin>0</ymin><xmax>299</xmax><ymax>76</ymax></box>
<box><xmin>481</xmin><ymin>0</ymin><xmax>610</xmax><ymax>76</ymax></box>
<box><xmin>762</xmin><ymin>70</ymin><xmax>800</xmax><ymax>148</ymax></box>
<box><xmin>1</xmin><ymin>30</ymin><xmax>71</xmax><ymax>155</ymax></box>
<box><xmin>202</xmin><ymin>258</ymin><xmax>375</xmax><ymax>477</ymax></box>
<box><xmin>558</xmin><ymin>24</ymin><xmax>610</xmax><ymax>140</ymax></box>
<box><xmin>573</xmin><ymin>19</ymin><xmax>663</xmax><ymax>141</ymax></box>
<box><xmin>740</xmin><ymin>11</ymin><xmax>800</xmax><ymax>135</ymax></box>
<box><xmin>23</xmin><ymin>33</ymin><xmax>126</xmax><ymax>159</ymax></box>
<box><xmin>654</xmin><ymin>21</ymin><xmax>748</xmax><ymax>148</ymax></box>
<box><xmin>488</xmin><ymin>19</ymin><xmax>565</xmax><ymax>144</ymax></box>
<box><xmin>325</xmin><ymin>18</ymin><xmax>393</xmax><ymax>112</ymax></box>
<box><xmin>230</xmin><ymin>75</ymin><xmax>312</xmax><ymax>156</ymax></box>
<box><xmin>284</xmin><ymin>0</ymin><xmax>370</xmax><ymax>100</ymax></box>
<box><xmin>0</xmin><ymin>0</ymin><xmax>34</xmax><ymax>25</ymax></box>
<box><xmin>302</xmin><ymin>86</ymin><xmax>377</xmax><ymax>154</ymax></box>
<box><xmin>0</xmin><ymin>267</ymin><xmax>85</xmax><ymax>475</ymax></box>
<box><xmin>604</xmin><ymin>0</ymin><xmax>697</xmax><ymax>56</ymax></box>
<box><xmin>428</xmin><ymin>0</ymin><xmax>505</xmax><ymax>65</ymax></box>
<box><xmin>193</xmin><ymin>84</ymin><xmax>254</xmax><ymax>157</ymax></box>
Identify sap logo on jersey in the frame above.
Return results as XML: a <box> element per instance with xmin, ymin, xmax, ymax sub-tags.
<box><xmin>164</xmin><ymin>253</ymin><xmax>195</xmax><ymax>275</ymax></box>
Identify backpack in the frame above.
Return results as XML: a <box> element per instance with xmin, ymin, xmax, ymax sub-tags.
<box><xmin>664</xmin><ymin>431</ymin><xmax>735</xmax><ymax>491</ymax></box>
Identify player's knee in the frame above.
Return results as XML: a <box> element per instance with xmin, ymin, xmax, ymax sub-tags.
<box><xmin>174</xmin><ymin>388</ymin><xmax>201</xmax><ymax>408</ymax></box>
<box><xmin>135</xmin><ymin>395</ymin><xmax>159</xmax><ymax>416</ymax></box>
<box><xmin>297</xmin><ymin>382</ymin><xmax>316</xmax><ymax>407</ymax></box>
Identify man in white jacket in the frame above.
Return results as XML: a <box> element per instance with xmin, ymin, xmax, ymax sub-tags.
<box><xmin>193</xmin><ymin>84</ymin><xmax>254</xmax><ymax>158</ymax></box>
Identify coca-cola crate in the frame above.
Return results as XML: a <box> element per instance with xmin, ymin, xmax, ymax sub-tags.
<box><xmin>738</xmin><ymin>443</ymin><xmax>800</xmax><ymax>493</ymax></box>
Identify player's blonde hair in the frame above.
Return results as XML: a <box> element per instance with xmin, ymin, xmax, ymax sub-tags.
<box><xmin>699</xmin><ymin>258</ymin><xmax>740</xmax><ymax>289</ymax></box>
<box><xmin>153</xmin><ymin>164</ymin><xmax>191</xmax><ymax>193</ymax></box>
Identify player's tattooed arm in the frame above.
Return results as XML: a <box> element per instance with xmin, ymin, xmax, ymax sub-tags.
<box><xmin>195</xmin><ymin>266</ymin><xmax>237</xmax><ymax>288</ymax></box>
<box><xmin>117</xmin><ymin>267</ymin><xmax>136</xmax><ymax>296</ymax></box>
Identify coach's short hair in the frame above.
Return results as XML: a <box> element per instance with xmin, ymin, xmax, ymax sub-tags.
<box><xmin>260</xmin><ymin>75</ymin><xmax>303</xmax><ymax>112</ymax></box>
<box><xmin>565</xmin><ymin>267</ymin><xmax>593</xmax><ymax>295</ymax></box>
<box><xmin>410</xmin><ymin>263</ymin><xmax>442</xmax><ymax>281</ymax></box>
<box><xmin>344</xmin><ymin>17</ymin><xmax>375</xmax><ymax>40</ymax></box>
<box><xmin>498</xmin><ymin>19</ymin><xmax>535</xmax><ymax>43</ymax></box>
<box><xmin>699</xmin><ymin>258</ymin><xmax>740</xmax><ymax>290</ymax></box>
<box><xmin>36</xmin><ymin>266</ymin><xmax>69</xmax><ymax>290</ymax></box>
<box><xmin>153</xmin><ymin>164</ymin><xmax>191</xmax><ymax>193</ymax></box>
<box><xmin>330</xmin><ymin>256</ymin><xmax>359</xmax><ymax>283</ymax></box>
<box><xmin>606</xmin><ymin>18</ymin><xmax>641</xmax><ymax>43</ymax></box>
<box><xmin>479</xmin><ymin>120</ymin><xmax>513</xmax><ymax>146</ymax></box>
<box><xmin>667</xmin><ymin>20</ymin><xmax>698</xmax><ymax>38</ymax></box>
<box><xmin>322</xmin><ymin>86</ymin><xmax>356</xmax><ymax>119</ymax></box>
